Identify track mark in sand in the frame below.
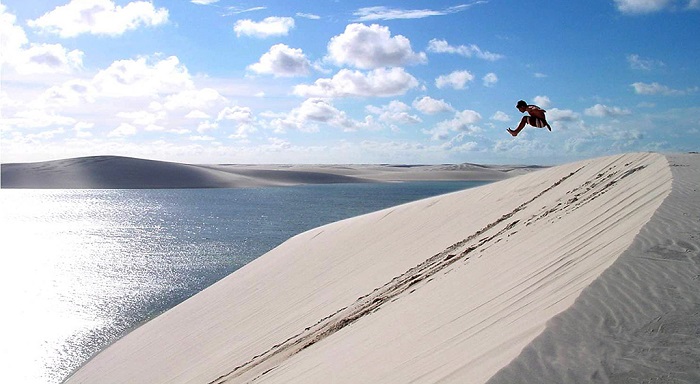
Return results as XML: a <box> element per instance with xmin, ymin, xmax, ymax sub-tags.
<box><xmin>213</xmin><ymin>158</ymin><xmax>655</xmax><ymax>383</ymax></box>
<box><xmin>524</xmin><ymin>163</ymin><xmax>647</xmax><ymax>227</ymax></box>
<box><xmin>208</xmin><ymin>167</ymin><xmax>586</xmax><ymax>384</ymax></box>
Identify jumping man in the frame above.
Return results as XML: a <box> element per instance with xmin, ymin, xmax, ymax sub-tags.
<box><xmin>507</xmin><ymin>100</ymin><xmax>551</xmax><ymax>136</ymax></box>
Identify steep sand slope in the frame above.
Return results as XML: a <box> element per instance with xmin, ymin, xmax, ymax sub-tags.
<box><xmin>488</xmin><ymin>153</ymin><xmax>700</xmax><ymax>383</ymax></box>
<box><xmin>66</xmin><ymin>153</ymin><xmax>674</xmax><ymax>383</ymax></box>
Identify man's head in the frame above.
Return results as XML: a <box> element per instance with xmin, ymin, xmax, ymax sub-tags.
<box><xmin>516</xmin><ymin>100</ymin><xmax>527</xmax><ymax>112</ymax></box>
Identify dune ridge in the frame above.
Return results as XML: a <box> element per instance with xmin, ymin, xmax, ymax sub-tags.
<box><xmin>0</xmin><ymin>156</ymin><xmax>534</xmax><ymax>189</ymax></box>
<box><xmin>0</xmin><ymin>156</ymin><xmax>368</xmax><ymax>189</ymax></box>
<box><xmin>487</xmin><ymin>153</ymin><xmax>700</xmax><ymax>383</ymax></box>
<box><xmin>64</xmin><ymin>153</ymin><xmax>698</xmax><ymax>384</ymax></box>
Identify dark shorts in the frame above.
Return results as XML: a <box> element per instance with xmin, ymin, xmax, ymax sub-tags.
<box><xmin>527</xmin><ymin>116</ymin><xmax>548</xmax><ymax>128</ymax></box>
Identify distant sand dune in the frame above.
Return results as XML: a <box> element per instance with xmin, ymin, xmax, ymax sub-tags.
<box><xmin>0</xmin><ymin>156</ymin><xmax>533</xmax><ymax>189</ymax></box>
<box><xmin>64</xmin><ymin>153</ymin><xmax>700</xmax><ymax>384</ymax></box>
<box><xmin>0</xmin><ymin>156</ymin><xmax>366</xmax><ymax>189</ymax></box>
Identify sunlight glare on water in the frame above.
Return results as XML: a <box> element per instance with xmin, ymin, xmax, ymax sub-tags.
<box><xmin>0</xmin><ymin>182</ymin><xmax>487</xmax><ymax>383</ymax></box>
<box><xmin>0</xmin><ymin>190</ymin><xmax>202</xmax><ymax>383</ymax></box>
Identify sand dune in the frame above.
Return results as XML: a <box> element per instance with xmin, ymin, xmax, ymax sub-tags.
<box><xmin>0</xmin><ymin>156</ymin><xmax>367</xmax><ymax>189</ymax></box>
<box><xmin>487</xmin><ymin>153</ymin><xmax>700</xmax><ymax>383</ymax></box>
<box><xmin>0</xmin><ymin>156</ymin><xmax>532</xmax><ymax>189</ymax></box>
<box><xmin>64</xmin><ymin>152</ymin><xmax>700</xmax><ymax>383</ymax></box>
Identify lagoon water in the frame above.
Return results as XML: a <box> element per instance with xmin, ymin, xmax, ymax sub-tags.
<box><xmin>0</xmin><ymin>181</ymin><xmax>487</xmax><ymax>383</ymax></box>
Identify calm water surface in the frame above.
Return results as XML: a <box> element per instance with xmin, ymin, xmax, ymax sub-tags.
<box><xmin>0</xmin><ymin>181</ymin><xmax>488</xmax><ymax>383</ymax></box>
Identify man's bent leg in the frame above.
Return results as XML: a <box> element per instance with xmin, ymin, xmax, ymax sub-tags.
<box><xmin>512</xmin><ymin>116</ymin><xmax>528</xmax><ymax>134</ymax></box>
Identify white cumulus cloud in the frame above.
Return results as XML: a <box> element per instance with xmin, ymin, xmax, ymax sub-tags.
<box><xmin>32</xmin><ymin>80</ymin><xmax>95</xmax><ymax>108</ymax></box>
<box><xmin>326</xmin><ymin>23</ymin><xmax>427</xmax><ymax>69</ymax></box>
<box><xmin>271</xmin><ymin>98</ymin><xmax>370</xmax><ymax>133</ymax></box>
<box><xmin>248</xmin><ymin>44</ymin><xmax>312</xmax><ymax>77</ymax></box>
<box><xmin>28</xmin><ymin>0</ymin><xmax>168</xmax><ymax>38</ymax></box>
<box><xmin>217</xmin><ymin>106</ymin><xmax>256</xmax><ymax>139</ymax></box>
<box><xmin>547</xmin><ymin>108</ymin><xmax>579</xmax><ymax>122</ymax></box>
<box><xmin>413</xmin><ymin>96</ymin><xmax>454</xmax><ymax>114</ymax></box>
<box><xmin>19</xmin><ymin>44</ymin><xmax>84</xmax><ymax>74</ymax></box>
<box><xmin>294</xmin><ymin>67</ymin><xmax>419</xmax><ymax>98</ymax></box>
<box><xmin>435</xmin><ymin>70</ymin><xmax>474</xmax><ymax>90</ymax></box>
<box><xmin>491</xmin><ymin>111</ymin><xmax>510</xmax><ymax>122</ymax></box>
<box><xmin>1</xmin><ymin>6</ymin><xmax>84</xmax><ymax>74</ymax></box>
<box><xmin>366</xmin><ymin>100</ymin><xmax>422</xmax><ymax>125</ymax></box>
<box><xmin>424</xmin><ymin>109</ymin><xmax>481</xmax><ymax>140</ymax></box>
<box><xmin>217</xmin><ymin>105</ymin><xmax>253</xmax><ymax>123</ymax></box>
<box><xmin>92</xmin><ymin>56</ymin><xmax>193</xmax><ymax>97</ymax></box>
<box><xmin>533</xmin><ymin>95</ymin><xmax>552</xmax><ymax>108</ymax></box>
<box><xmin>483</xmin><ymin>72</ymin><xmax>498</xmax><ymax>87</ymax></box>
<box><xmin>584</xmin><ymin>104</ymin><xmax>632</xmax><ymax>117</ymax></box>
<box><xmin>234</xmin><ymin>17</ymin><xmax>294</xmax><ymax>38</ymax></box>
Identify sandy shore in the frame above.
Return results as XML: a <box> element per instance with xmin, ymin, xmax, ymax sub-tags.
<box><xmin>0</xmin><ymin>156</ymin><xmax>539</xmax><ymax>188</ymax></box>
<box><xmin>64</xmin><ymin>152</ymin><xmax>699</xmax><ymax>383</ymax></box>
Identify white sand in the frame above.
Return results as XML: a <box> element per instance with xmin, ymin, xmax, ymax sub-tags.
<box><xmin>487</xmin><ymin>153</ymin><xmax>700</xmax><ymax>383</ymax></box>
<box><xmin>65</xmin><ymin>152</ymin><xmax>700</xmax><ymax>383</ymax></box>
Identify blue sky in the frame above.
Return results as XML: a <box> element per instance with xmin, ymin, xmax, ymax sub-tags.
<box><xmin>1</xmin><ymin>0</ymin><xmax>699</xmax><ymax>165</ymax></box>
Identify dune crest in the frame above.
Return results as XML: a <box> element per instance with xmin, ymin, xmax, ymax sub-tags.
<box><xmin>1</xmin><ymin>156</ymin><xmax>532</xmax><ymax>189</ymax></box>
<box><xmin>488</xmin><ymin>153</ymin><xmax>700</xmax><ymax>383</ymax></box>
<box><xmin>67</xmin><ymin>153</ymin><xmax>683</xmax><ymax>384</ymax></box>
